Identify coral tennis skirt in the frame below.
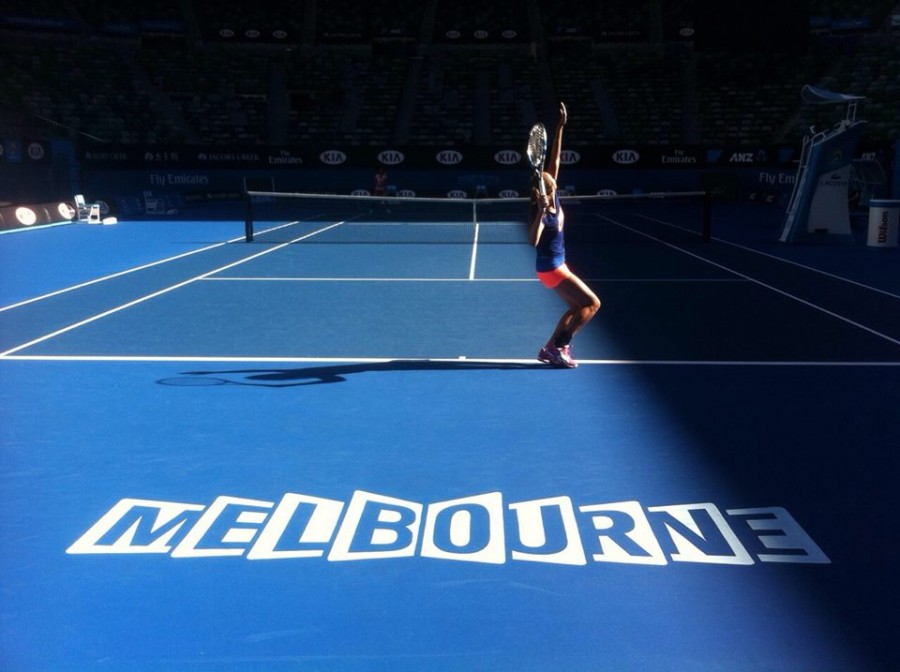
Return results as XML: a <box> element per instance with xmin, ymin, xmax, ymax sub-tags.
<box><xmin>536</xmin><ymin>263</ymin><xmax>573</xmax><ymax>289</ymax></box>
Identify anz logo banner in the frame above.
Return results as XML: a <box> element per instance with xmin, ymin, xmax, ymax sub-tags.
<box><xmin>67</xmin><ymin>491</ymin><xmax>830</xmax><ymax>566</ymax></box>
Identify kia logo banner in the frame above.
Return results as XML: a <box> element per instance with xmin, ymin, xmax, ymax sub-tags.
<box><xmin>69</xmin><ymin>142</ymin><xmax>890</xmax><ymax>170</ymax></box>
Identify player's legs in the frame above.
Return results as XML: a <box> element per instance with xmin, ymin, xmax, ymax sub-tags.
<box><xmin>551</xmin><ymin>274</ymin><xmax>600</xmax><ymax>343</ymax></box>
<box><xmin>538</xmin><ymin>274</ymin><xmax>600</xmax><ymax>367</ymax></box>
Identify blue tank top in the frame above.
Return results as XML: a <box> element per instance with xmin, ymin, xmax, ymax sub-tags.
<box><xmin>535</xmin><ymin>192</ymin><xmax>565</xmax><ymax>272</ymax></box>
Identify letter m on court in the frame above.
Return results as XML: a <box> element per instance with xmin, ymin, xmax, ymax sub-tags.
<box><xmin>67</xmin><ymin>499</ymin><xmax>206</xmax><ymax>554</ymax></box>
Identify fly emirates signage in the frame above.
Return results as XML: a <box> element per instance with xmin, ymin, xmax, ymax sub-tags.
<box><xmin>67</xmin><ymin>490</ymin><xmax>829</xmax><ymax>566</ymax></box>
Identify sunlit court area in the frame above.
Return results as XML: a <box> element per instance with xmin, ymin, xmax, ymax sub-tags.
<box><xmin>2</xmin><ymin>1</ymin><xmax>900</xmax><ymax>671</ymax></box>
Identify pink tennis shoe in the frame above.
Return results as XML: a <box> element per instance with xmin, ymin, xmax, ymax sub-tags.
<box><xmin>538</xmin><ymin>344</ymin><xmax>577</xmax><ymax>368</ymax></box>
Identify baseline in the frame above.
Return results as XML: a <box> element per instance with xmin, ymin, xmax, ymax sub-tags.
<box><xmin>2</xmin><ymin>355</ymin><xmax>898</xmax><ymax>367</ymax></box>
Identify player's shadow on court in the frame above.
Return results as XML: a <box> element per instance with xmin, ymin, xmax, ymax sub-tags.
<box><xmin>158</xmin><ymin>360</ymin><xmax>547</xmax><ymax>388</ymax></box>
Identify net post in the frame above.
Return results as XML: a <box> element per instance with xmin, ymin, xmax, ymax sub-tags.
<box><xmin>702</xmin><ymin>191</ymin><xmax>712</xmax><ymax>242</ymax></box>
<box><xmin>243</xmin><ymin>191</ymin><xmax>253</xmax><ymax>242</ymax></box>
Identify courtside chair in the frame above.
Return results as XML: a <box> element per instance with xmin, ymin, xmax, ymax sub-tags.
<box><xmin>73</xmin><ymin>194</ymin><xmax>100</xmax><ymax>222</ymax></box>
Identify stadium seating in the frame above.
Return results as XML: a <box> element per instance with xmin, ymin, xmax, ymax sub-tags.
<box><xmin>0</xmin><ymin>0</ymin><xmax>897</xmax><ymax>147</ymax></box>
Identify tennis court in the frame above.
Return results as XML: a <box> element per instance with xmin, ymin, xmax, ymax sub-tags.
<box><xmin>1</xmin><ymin>194</ymin><xmax>898</xmax><ymax>671</ymax></box>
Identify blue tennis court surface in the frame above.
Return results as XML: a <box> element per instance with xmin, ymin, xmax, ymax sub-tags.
<box><xmin>1</xmin><ymin>201</ymin><xmax>898</xmax><ymax>671</ymax></box>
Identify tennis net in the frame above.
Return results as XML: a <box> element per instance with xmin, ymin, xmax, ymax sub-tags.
<box><xmin>243</xmin><ymin>190</ymin><xmax>711</xmax><ymax>245</ymax></box>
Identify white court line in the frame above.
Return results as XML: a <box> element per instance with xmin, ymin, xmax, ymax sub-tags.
<box><xmin>0</xmin><ymin>234</ymin><xmax>245</xmax><ymax>313</ymax></box>
<box><xmin>202</xmin><ymin>276</ymin><xmax>516</xmax><ymax>282</ymax></box>
<box><xmin>607</xmin><ymin>217</ymin><xmax>900</xmax><ymax>348</ymax></box>
<box><xmin>1</xmin><ymin>354</ymin><xmax>898</xmax><ymax>367</ymax></box>
<box><xmin>468</xmin><ymin>220</ymin><xmax>480</xmax><ymax>280</ymax></box>
<box><xmin>711</xmin><ymin>235</ymin><xmax>900</xmax><ymax>300</ymax></box>
<box><xmin>0</xmin><ymin>221</ymin><xmax>348</xmax><ymax>357</ymax></box>
<box><xmin>200</xmin><ymin>276</ymin><xmax>748</xmax><ymax>283</ymax></box>
<box><xmin>637</xmin><ymin>212</ymin><xmax>900</xmax><ymax>299</ymax></box>
<box><xmin>0</xmin><ymin>221</ymin><xmax>72</xmax><ymax>236</ymax></box>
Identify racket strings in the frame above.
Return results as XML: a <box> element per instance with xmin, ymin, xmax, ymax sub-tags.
<box><xmin>527</xmin><ymin>124</ymin><xmax>547</xmax><ymax>171</ymax></box>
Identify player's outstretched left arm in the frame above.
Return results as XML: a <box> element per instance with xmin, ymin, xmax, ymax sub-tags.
<box><xmin>546</xmin><ymin>102</ymin><xmax>567</xmax><ymax>182</ymax></box>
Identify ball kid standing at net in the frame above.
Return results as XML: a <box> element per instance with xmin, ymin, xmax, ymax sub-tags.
<box><xmin>528</xmin><ymin>102</ymin><xmax>601</xmax><ymax>368</ymax></box>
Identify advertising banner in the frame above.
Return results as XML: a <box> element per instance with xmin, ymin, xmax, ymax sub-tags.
<box><xmin>76</xmin><ymin>143</ymin><xmax>816</xmax><ymax>172</ymax></box>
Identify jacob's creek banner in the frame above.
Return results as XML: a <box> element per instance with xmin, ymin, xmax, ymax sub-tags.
<box><xmin>67</xmin><ymin>490</ymin><xmax>830</xmax><ymax>566</ymax></box>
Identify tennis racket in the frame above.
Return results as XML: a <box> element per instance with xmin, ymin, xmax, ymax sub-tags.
<box><xmin>527</xmin><ymin>122</ymin><xmax>548</xmax><ymax>196</ymax></box>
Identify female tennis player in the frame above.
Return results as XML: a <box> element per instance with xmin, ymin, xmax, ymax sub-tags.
<box><xmin>528</xmin><ymin>102</ymin><xmax>601</xmax><ymax>368</ymax></box>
